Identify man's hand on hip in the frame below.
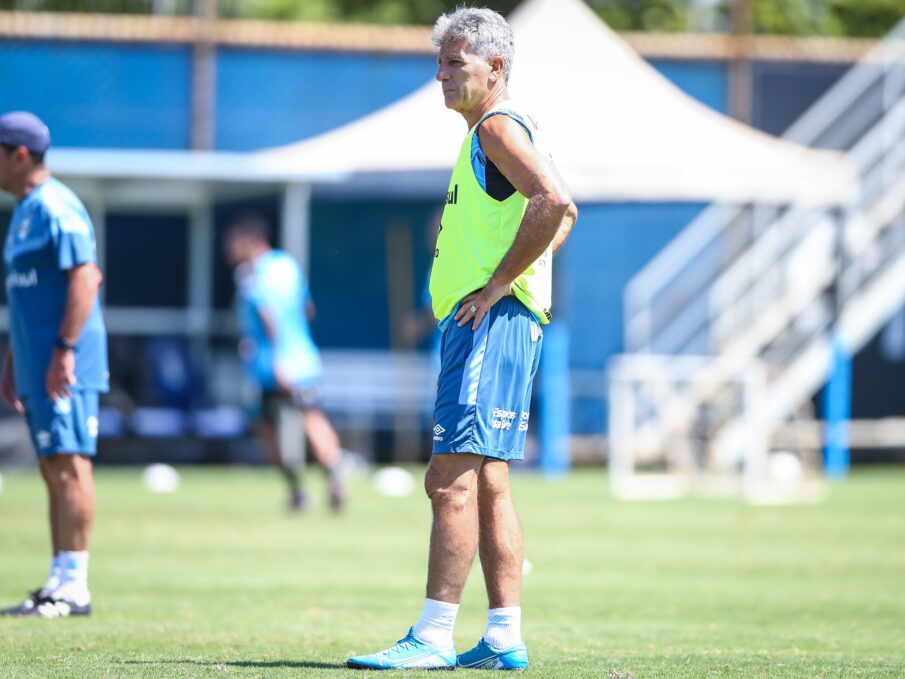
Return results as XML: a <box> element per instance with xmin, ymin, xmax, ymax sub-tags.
<box><xmin>46</xmin><ymin>348</ymin><xmax>76</xmax><ymax>401</ymax></box>
<box><xmin>455</xmin><ymin>281</ymin><xmax>511</xmax><ymax>330</ymax></box>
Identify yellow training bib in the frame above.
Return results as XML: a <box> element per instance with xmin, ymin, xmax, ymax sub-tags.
<box><xmin>429</xmin><ymin>104</ymin><xmax>552</xmax><ymax>324</ymax></box>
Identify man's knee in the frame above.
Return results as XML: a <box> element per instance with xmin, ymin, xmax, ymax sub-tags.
<box><xmin>424</xmin><ymin>464</ymin><xmax>464</xmax><ymax>499</ymax></box>
<box><xmin>478</xmin><ymin>460</ymin><xmax>512</xmax><ymax>502</ymax></box>
<box><xmin>426</xmin><ymin>481</ymin><xmax>473</xmax><ymax>515</ymax></box>
<box><xmin>424</xmin><ymin>456</ymin><xmax>481</xmax><ymax>511</ymax></box>
<box><xmin>38</xmin><ymin>459</ymin><xmax>53</xmax><ymax>485</ymax></box>
<box><xmin>41</xmin><ymin>454</ymin><xmax>91</xmax><ymax>490</ymax></box>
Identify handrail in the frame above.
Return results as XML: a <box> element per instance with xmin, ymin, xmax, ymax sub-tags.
<box><xmin>624</xmin><ymin>20</ymin><xmax>905</xmax><ymax>352</ymax></box>
<box><xmin>613</xmin><ymin>16</ymin><xmax>905</xmax><ymax>490</ymax></box>
<box><xmin>624</xmin><ymin>203</ymin><xmax>734</xmax><ymax>350</ymax></box>
<box><xmin>710</xmin><ymin>109</ymin><xmax>905</xmax><ymax>353</ymax></box>
<box><xmin>624</xmin><ymin>14</ymin><xmax>905</xmax><ymax>355</ymax></box>
<box><xmin>784</xmin><ymin>22</ymin><xmax>905</xmax><ymax>147</ymax></box>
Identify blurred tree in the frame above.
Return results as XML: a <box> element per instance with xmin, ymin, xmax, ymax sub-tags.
<box><xmin>587</xmin><ymin>0</ymin><xmax>905</xmax><ymax>36</ymax></box>
<box><xmin>585</xmin><ymin>0</ymin><xmax>693</xmax><ymax>32</ymax></box>
<box><xmin>219</xmin><ymin>0</ymin><xmax>521</xmax><ymax>24</ymax></box>
<box><xmin>829</xmin><ymin>0</ymin><xmax>905</xmax><ymax>37</ymax></box>
<box><xmin>0</xmin><ymin>0</ymin><xmax>183</xmax><ymax>11</ymax></box>
<box><xmin>0</xmin><ymin>0</ymin><xmax>902</xmax><ymax>37</ymax></box>
<box><xmin>0</xmin><ymin>0</ymin><xmax>522</xmax><ymax>21</ymax></box>
<box><xmin>749</xmin><ymin>0</ymin><xmax>840</xmax><ymax>36</ymax></box>
<box><xmin>742</xmin><ymin>0</ymin><xmax>905</xmax><ymax>37</ymax></box>
<box><xmin>218</xmin><ymin>0</ymin><xmax>338</xmax><ymax>22</ymax></box>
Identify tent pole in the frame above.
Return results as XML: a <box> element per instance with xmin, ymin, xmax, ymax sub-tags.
<box><xmin>84</xmin><ymin>182</ymin><xmax>107</xmax><ymax>306</ymax></box>
<box><xmin>729</xmin><ymin>0</ymin><xmax>753</xmax><ymax>123</ymax></box>
<box><xmin>824</xmin><ymin>206</ymin><xmax>851</xmax><ymax>479</ymax></box>
<box><xmin>191</xmin><ymin>0</ymin><xmax>217</xmax><ymax>150</ymax></box>
<box><xmin>540</xmin><ymin>321</ymin><xmax>571</xmax><ymax>477</ymax></box>
<box><xmin>279</xmin><ymin>182</ymin><xmax>311</xmax><ymax>474</ymax></box>
<box><xmin>281</xmin><ymin>182</ymin><xmax>312</xmax><ymax>277</ymax></box>
<box><xmin>188</xmin><ymin>195</ymin><xmax>214</xmax><ymax>337</ymax></box>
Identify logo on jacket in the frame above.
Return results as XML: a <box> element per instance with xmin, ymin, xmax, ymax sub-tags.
<box><xmin>16</xmin><ymin>218</ymin><xmax>31</xmax><ymax>241</ymax></box>
<box><xmin>6</xmin><ymin>268</ymin><xmax>38</xmax><ymax>290</ymax></box>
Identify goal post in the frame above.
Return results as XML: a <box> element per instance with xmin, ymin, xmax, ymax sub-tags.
<box><xmin>607</xmin><ymin>354</ymin><xmax>823</xmax><ymax>503</ymax></box>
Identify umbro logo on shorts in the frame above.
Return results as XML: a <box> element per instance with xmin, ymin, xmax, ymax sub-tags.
<box><xmin>433</xmin><ymin>424</ymin><xmax>445</xmax><ymax>441</ymax></box>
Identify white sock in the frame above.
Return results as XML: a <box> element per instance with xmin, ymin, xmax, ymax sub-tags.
<box><xmin>484</xmin><ymin>606</ymin><xmax>522</xmax><ymax>649</ymax></box>
<box><xmin>41</xmin><ymin>555</ymin><xmax>63</xmax><ymax>596</ymax></box>
<box><xmin>54</xmin><ymin>551</ymin><xmax>90</xmax><ymax>605</ymax></box>
<box><xmin>413</xmin><ymin>598</ymin><xmax>459</xmax><ymax>649</ymax></box>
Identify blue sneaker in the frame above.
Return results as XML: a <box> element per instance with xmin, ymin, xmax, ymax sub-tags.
<box><xmin>456</xmin><ymin>638</ymin><xmax>529</xmax><ymax>670</ymax></box>
<box><xmin>347</xmin><ymin>628</ymin><xmax>456</xmax><ymax>670</ymax></box>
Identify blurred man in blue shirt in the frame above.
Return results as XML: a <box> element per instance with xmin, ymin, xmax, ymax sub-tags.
<box><xmin>0</xmin><ymin>111</ymin><xmax>108</xmax><ymax>618</ymax></box>
<box><xmin>225</xmin><ymin>214</ymin><xmax>345</xmax><ymax>511</ymax></box>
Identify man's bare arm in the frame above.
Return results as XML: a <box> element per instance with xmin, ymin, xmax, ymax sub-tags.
<box><xmin>47</xmin><ymin>262</ymin><xmax>103</xmax><ymax>400</ymax></box>
<box><xmin>57</xmin><ymin>263</ymin><xmax>103</xmax><ymax>342</ymax></box>
<box><xmin>255</xmin><ymin>307</ymin><xmax>296</xmax><ymax>394</ymax></box>
<box><xmin>552</xmin><ymin>201</ymin><xmax>578</xmax><ymax>256</ymax></box>
<box><xmin>257</xmin><ymin>307</ymin><xmax>277</xmax><ymax>343</ymax></box>
<box><xmin>1</xmin><ymin>349</ymin><xmax>23</xmax><ymax>413</ymax></box>
<box><xmin>455</xmin><ymin>114</ymin><xmax>572</xmax><ymax>329</ymax></box>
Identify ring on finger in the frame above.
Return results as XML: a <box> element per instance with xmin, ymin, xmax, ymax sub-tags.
<box><xmin>469</xmin><ymin>305</ymin><xmax>477</xmax><ymax>313</ymax></box>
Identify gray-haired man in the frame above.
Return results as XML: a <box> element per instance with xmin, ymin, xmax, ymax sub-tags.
<box><xmin>347</xmin><ymin>6</ymin><xmax>576</xmax><ymax>671</ymax></box>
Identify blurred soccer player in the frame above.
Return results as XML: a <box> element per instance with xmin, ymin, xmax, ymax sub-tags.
<box><xmin>0</xmin><ymin>111</ymin><xmax>108</xmax><ymax>618</ymax></box>
<box><xmin>224</xmin><ymin>214</ymin><xmax>345</xmax><ymax>512</ymax></box>
<box><xmin>347</xmin><ymin>7</ymin><xmax>577</xmax><ymax>671</ymax></box>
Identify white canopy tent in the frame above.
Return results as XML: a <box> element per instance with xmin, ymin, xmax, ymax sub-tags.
<box><xmin>256</xmin><ymin>0</ymin><xmax>857</xmax><ymax>206</ymax></box>
<box><xmin>43</xmin><ymin>0</ymin><xmax>857</xmax><ymax>206</ymax></box>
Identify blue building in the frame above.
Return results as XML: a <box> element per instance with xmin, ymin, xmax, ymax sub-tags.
<box><xmin>0</xmin><ymin>8</ymin><xmax>862</xmax><ymax>457</ymax></box>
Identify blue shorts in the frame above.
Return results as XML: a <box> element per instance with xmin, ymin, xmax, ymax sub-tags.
<box><xmin>21</xmin><ymin>391</ymin><xmax>100</xmax><ymax>458</ymax></box>
<box><xmin>432</xmin><ymin>296</ymin><xmax>543</xmax><ymax>461</ymax></box>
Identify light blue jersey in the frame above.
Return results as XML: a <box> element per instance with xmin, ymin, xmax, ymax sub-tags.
<box><xmin>3</xmin><ymin>178</ymin><xmax>108</xmax><ymax>397</ymax></box>
<box><xmin>234</xmin><ymin>249</ymin><xmax>321</xmax><ymax>390</ymax></box>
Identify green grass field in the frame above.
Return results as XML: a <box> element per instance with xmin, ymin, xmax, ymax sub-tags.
<box><xmin>1</xmin><ymin>465</ymin><xmax>904</xmax><ymax>678</ymax></box>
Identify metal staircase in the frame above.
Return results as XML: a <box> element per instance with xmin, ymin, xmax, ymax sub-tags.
<box><xmin>611</xmin><ymin>20</ymin><xmax>905</xmax><ymax>491</ymax></box>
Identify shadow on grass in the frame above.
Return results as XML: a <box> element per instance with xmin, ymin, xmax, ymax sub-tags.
<box><xmin>125</xmin><ymin>659</ymin><xmax>344</xmax><ymax>670</ymax></box>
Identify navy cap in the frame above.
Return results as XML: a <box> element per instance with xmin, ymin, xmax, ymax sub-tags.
<box><xmin>0</xmin><ymin>111</ymin><xmax>51</xmax><ymax>154</ymax></box>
